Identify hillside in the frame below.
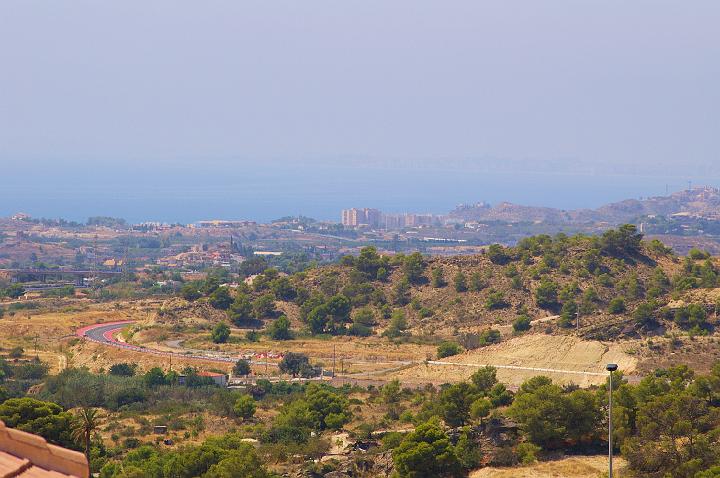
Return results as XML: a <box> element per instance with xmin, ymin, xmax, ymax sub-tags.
<box><xmin>155</xmin><ymin>225</ymin><xmax>720</xmax><ymax>354</ymax></box>
<box><xmin>290</xmin><ymin>226</ymin><xmax>718</xmax><ymax>341</ymax></box>
<box><xmin>449</xmin><ymin>186</ymin><xmax>720</xmax><ymax>225</ymax></box>
<box><xmin>6</xmin><ymin>226</ymin><xmax>720</xmax><ymax>478</ymax></box>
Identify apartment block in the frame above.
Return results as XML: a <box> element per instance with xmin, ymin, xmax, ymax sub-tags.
<box><xmin>341</xmin><ymin>208</ymin><xmax>381</xmax><ymax>227</ymax></box>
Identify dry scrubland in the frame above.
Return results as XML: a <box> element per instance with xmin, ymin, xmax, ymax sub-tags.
<box><xmin>5</xmin><ymin>232</ymin><xmax>720</xmax><ymax>477</ymax></box>
<box><xmin>470</xmin><ymin>456</ymin><xmax>627</xmax><ymax>477</ymax></box>
<box><xmin>298</xmin><ymin>246</ymin><xmax>687</xmax><ymax>336</ymax></box>
<box><xmin>0</xmin><ymin>300</ymin><xmax>133</xmax><ymax>372</ymax></box>
<box><xmin>388</xmin><ymin>333</ymin><xmax>636</xmax><ymax>388</ymax></box>
<box><xmin>0</xmin><ymin>295</ymin><xmax>711</xmax><ymax>389</ymax></box>
<box><xmin>2</xmin><ymin>230</ymin><xmax>719</xmax><ymax>385</ymax></box>
<box><xmin>0</xmin><ymin>299</ymin><xmax>243</xmax><ymax>373</ymax></box>
<box><xmin>0</xmin><ymin>295</ymin><xmax>699</xmax><ymax>387</ymax></box>
<box><xmin>132</xmin><ymin>297</ymin><xmax>641</xmax><ymax>385</ymax></box>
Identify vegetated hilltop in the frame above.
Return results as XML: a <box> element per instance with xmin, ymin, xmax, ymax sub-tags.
<box><xmin>450</xmin><ymin>186</ymin><xmax>720</xmax><ymax>225</ymax></box>
<box><xmin>449</xmin><ymin>201</ymin><xmax>574</xmax><ymax>224</ymax></box>
<box><xmin>166</xmin><ymin>225</ymin><xmax>720</xmax><ymax>346</ymax></box>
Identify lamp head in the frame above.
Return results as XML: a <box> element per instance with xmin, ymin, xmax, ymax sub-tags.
<box><xmin>606</xmin><ymin>363</ymin><xmax>618</xmax><ymax>372</ymax></box>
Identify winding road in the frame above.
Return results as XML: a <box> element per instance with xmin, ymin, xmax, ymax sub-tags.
<box><xmin>76</xmin><ymin>321</ymin><xmax>240</xmax><ymax>364</ymax></box>
<box><xmin>76</xmin><ymin>321</ymin><xmax>615</xmax><ymax>383</ymax></box>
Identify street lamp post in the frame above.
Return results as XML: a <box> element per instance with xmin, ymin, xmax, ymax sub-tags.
<box><xmin>576</xmin><ymin>310</ymin><xmax>580</xmax><ymax>333</ymax></box>
<box><xmin>606</xmin><ymin>363</ymin><xmax>618</xmax><ymax>478</ymax></box>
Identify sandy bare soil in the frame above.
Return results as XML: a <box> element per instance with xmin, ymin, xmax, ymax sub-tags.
<box><xmin>137</xmin><ymin>328</ymin><xmax>438</xmax><ymax>376</ymax></box>
<box><xmin>471</xmin><ymin>455</ymin><xmax>627</xmax><ymax>477</ymax></box>
<box><xmin>0</xmin><ymin>300</ymin><xmax>201</xmax><ymax>373</ymax></box>
<box><xmin>0</xmin><ymin>300</ymin><xmax>637</xmax><ymax>385</ymax></box>
<box><xmin>387</xmin><ymin>334</ymin><xmax>637</xmax><ymax>387</ymax></box>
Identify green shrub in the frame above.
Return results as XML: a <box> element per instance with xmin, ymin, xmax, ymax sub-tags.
<box><xmin>479</xmin><ymin>329</ymin><xmax>502</xmax><ymax>346</ymax></box>
<box><xmin>211</xmin><ymin>322</ymin><xmax>231</xmax><ymax>343</ymax></box>
<box><xmin>454</xmin><ymin>271</ymin><xmax>468</xmax><ymax>293</ymax></box>
<box><xmin>349</xmin><ymin>323</ymin><xmax>372</xmax><ymax>337</ymax></box>
<box><xmin>381</xmin><ymin>431</ymin><xmax>404</xmax><ymax>450</ymax></box>
<box><xmin>516</xmin><ymin>442</ymin><xmax>541</xmax><ymax>464</ymax></box>
<box><xmin>233</xmin><ymin>359</ymin><xmax>251</xmax><ymax>377</ymax></box>
<box><xmin>436</xmin><ymin>341</ymin><xmax>462</xmax><ymax>359</ymax></box>
<box><xmin>108</xmin><ymin>363</ymin><xmax>136</xmax><ymax>377</ymax></box>
<box><xmin>393</xmin><ymin>420</ymin><xmax>462</xmax><ymax>477</ymax></box>
<box><xmin>512</xmin><ymin>315</ymin><xmax>531</xmax><ymax>332</ymax></box>
<box><xmin>234</xmin><ymin>395</ymin><xmax>256</xmax><ymax>420</ymax></box>
<box><xmin>608</xmin><ymin>297</ymin><xmax>626</xmax><ymax>314</ymax></box>
<box><xmin>267</xmin><ymin>315</ymin><xmax>292</xmax><ymax>340</ymax></box>
<box><xmin>689</xmin><ymin>248</ymin><xmax>711</xmax><ymax>260</ymax></box>
<box><xmin>431</xmin><ymin>267</ymin><xmax>446</xmax><ymax>288</ymax></box>
<box><xmin>485</xmin><ymin>290</ymin><xmax>509</xmax><ymax>310</ymax></box>
<box><xmin>534</xmin><ymin>279</ymin><xmax>559</xmax><ymax>309</ymax></box>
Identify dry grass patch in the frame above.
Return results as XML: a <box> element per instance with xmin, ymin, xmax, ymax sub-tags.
<box><xmin>387</xmin><ymin>334</ymin><xmax>637</xmax><ymax>387</ymax></box>
<box><xmin>470</xmin><ymin>455</ymin><xmax>627</xmax><ymax>477</ymax></box>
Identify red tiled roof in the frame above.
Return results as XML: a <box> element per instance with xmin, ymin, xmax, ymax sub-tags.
<box><xmin>0</xmin><ymin>421</ymin><xmax>88</xmax><ymax>478</ymax></box>
<box><xmin>17</xmin><ymin>466</ymin><xmax>77</xmax><ymax>478</ymax></box>
<box><xmin>0</xmin><ymin>450</ymin><xmax>30</xmax><ymax>476</ymax></box>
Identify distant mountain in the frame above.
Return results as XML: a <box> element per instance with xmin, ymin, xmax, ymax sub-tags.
<box><xmin>449</xmin><ymin>187</ymin><xmax>720</xmax><ymax>224</ymax></box>
<box><xmin>450</xmin><ymin>202</ymin><xmax>574</xmax><ymax>223</ymax></box>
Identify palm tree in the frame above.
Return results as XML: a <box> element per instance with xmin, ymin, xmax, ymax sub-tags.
<box><xmin>72</xmin><ymin>407</ymin><xmax>100</xmax><ymax>460</ymax></box>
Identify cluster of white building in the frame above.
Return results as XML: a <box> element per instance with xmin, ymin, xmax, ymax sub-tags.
<box><xmin>341</xmin><ymin>208</ymin><xmax>444</xmax><ymax>229</ymax></box>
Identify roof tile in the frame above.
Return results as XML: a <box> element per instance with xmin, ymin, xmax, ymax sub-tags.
<box><xmin>0</xmin><ymin>421</ymin><xmax>87</xmax><ymax>478</ymax></box>
<box><xmin>17</xmin><ymin>466</ymin><xmax>75</xmax><ymax>478</ymax></box>
<box><xmin>0</xmin><ymin>450</ymin><xmax>31</xmax><ymax>478</ymax></box>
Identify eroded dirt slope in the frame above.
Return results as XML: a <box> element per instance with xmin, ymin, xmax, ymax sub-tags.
<box><xmin>388</xmin><ymin>334</ymin><xmax>636</xmax><ymax>387</ymax></box>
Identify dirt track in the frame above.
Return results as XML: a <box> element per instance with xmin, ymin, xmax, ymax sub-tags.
<box><xmin>387</xmin><ymin>334</ymin><xmax>637</xmax><ymax>387</ymax></box>
<box><xmin>76</xmin><ymin>322</ymin><xmax>635</xmax><ymax>388</ymax></box>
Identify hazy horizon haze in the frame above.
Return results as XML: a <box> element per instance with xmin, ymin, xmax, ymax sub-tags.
<box><xmin>1</xmin><ymin>1</ymin><xmax>719</xmax><ymax>221</ymax></box>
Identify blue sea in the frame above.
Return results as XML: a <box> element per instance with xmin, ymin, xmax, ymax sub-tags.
<box><xmin>3</xmin><ymin>159</ymin><xmax>717</xmax><ymax>224</ymax></box>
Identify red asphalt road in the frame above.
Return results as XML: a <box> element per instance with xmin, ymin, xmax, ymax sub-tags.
<box><xmin>77</xmin><ymin>321</ymin><xmax>240</xmax><ymax>364</ymax></box>
<box><xmin>77</xmin><ymin>322</ymin><xmax>629</xmax><ymax>386</ymax></box>
<box><xmin>76</xmin><ymin>321</ymin><xmax>385</xmax><ymax>387</ymax></box>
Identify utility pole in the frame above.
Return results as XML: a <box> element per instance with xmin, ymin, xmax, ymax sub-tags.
<box><xmin>606</xmin><ymin>363</ymin><xmax>618</xmax><ymax>478</ymax></box>
<box><xmin>33</xmin><ymin>333</ymin><xmax>40</xmax><ymax>358</ymax></box>
<box><xmin>332</xmin><ymin>345</ymin><xmax>336</xmax><ymax>378</ymax></box>
<box><xmin>92</xmin><ymin>234</ymin><xmax>99</xmax><ymax>289</ymax></box>
<box><xmin>122</xmin><ymin>243</ymin><xmax>130</xmax><ymax>282</ymax></box>
<box><xmin>576</xmin><ymin>310</ymin><xmax>580</xmax><ymax>333</ymax></box>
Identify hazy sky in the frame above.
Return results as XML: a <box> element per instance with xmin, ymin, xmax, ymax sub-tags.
<box><xmin>1</xmin><ymin>1</ymin><xmax>719</xmax><ymax>221</ymax></box>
